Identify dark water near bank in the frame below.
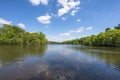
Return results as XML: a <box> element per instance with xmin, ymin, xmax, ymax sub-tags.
<box><xmin>0</xmin><ymin>45</ymin><xmax>120</xmax><ymax>80</ymax></box>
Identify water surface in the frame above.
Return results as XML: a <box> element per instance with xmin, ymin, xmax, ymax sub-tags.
<box><xmin>0</xmin><ymin>45</ymin><xmax>120</xmax><ymax>80</ymax></box>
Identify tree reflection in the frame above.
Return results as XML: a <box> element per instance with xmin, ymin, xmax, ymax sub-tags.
<box><xmin>72</xmin><ymin>46</ymin><xmax>120</xmax><ymax>70</ymax></box>
<box><xmin>0</xmin><ymin>45</ymin><xmax>47</xmax><ymax>65</ymax></box>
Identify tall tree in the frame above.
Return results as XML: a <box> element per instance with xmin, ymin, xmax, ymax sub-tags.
<box><xmin>0</xmin><ymin>24</ymin><xmax>47</xmax><ymax>45</ymax></box>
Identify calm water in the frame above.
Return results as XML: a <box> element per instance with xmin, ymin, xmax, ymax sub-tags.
<box><xmin>0</xmin><ymin>45</ymin><xmax>120</xmax><ymax>80</ymax></box>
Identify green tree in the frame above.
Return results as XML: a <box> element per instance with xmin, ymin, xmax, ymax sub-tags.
<box><xmin>105</xmin><ymin>28</ymin><xmax>111</xmax><ymax>32</ymax></box>
<box><xmin>114</xmin><ymin>24</ymin><xmax>120</xmax><ymax>30</ymax></box>
<box><xmin>62</xmin><ymin>24</ymin><xmax>120</xmax><ymax>47</ymax></box>
<box><xmin>0</xmin><ymin>24</ymin><xmax>47</xmax><ymax>45</ymax></box>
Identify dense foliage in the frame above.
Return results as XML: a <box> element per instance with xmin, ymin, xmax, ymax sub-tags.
<box><xmin>0</xmin><ymin>24</ymin><xmax>47</xmax><ymax>45</ymax></box>
<box><xmin>63</xmin><ymin>24</ymin><xmax>120</xmax><ymax>47</ymax></box>
<box><xmin>48</xmin><ymin>41</ymin><xmax>62</xmax><ymax>44</ymax></box>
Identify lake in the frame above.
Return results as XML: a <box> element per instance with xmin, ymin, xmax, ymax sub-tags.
<box><xmin>0</xmin><ymin>44</ymin><xmax>120</xmax><ymax>80</ymax></box>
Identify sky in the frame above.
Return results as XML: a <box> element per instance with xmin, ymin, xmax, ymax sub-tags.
<box><xmin>0</xmin><ymin>0</ymin><xmax>120</xmax><ymax>42</ymax></box>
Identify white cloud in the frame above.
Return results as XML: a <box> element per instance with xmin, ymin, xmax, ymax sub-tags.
<box><xmin>75</xmin><ymin>27</ymin><xmax>84</xmax><ymax>33</ymax></box>
<box><xmin>59</xmin><ymin>27</ymin><xmax>84</xmax><ymax>37</ymax></box>
<box><xmin>71</xmin><ymin>9</ymin><xmax>78</xmax><ymax>16</ymax></box>
<box><xmin>61</xmin><ymin>17</ymin><xmax>66</xmax><ymax>20</ymax></box>
<box><xmin>58</xmin><ymin>7</ymin><xmax>70</xmax><ymax>17</ymax></box>
<box><xmin>86</xmin><ymin>26</ymin><xmax>93</xmax><ymax>30</ymax></box>
<box><xmin>29</xmin><ymin>0</ymin><xmax>48</xmax><ymax>6</ymax></box>
<box><xmin>69</xmin><ymin>30</ymin><xmax>75</xmax><ymax>33</ymax></box>
<box><xmin>47</xmin><ymin>36</ymin><xmax>63</xmax><ymax>42</ymax></box>
<box><xmin>68</xmin><ymin>1</ymin><xmax>80</xmax><ymax>9</ymax></box>
<box><xmin>47</xmin><ymin>35</ymin><xmax>76</xmax><ymax>42</ymax></box>
<box><xmin>71</xmin><ymin>7</ymin><xmax>80</xmax><ymax>16</ymax></box>
<box><xmin>50</xmin><ymin>13</ymin><xmax>57</xmax><ymax>18</ymax></box>
<box><xmin>18</xmin><ymin>23</ymin><xmax>26</xmax><ymax>29</ymax></box>
<box><xmin>37</xmin><ymin>14</ymin><xmax>52</xmax><ymax>24</ymax></box>
<box><xmin>69</xmin><ymin>27</ymin><xmax>84</xmax><ymax>33</ymax></box>
<box><xmin>76</xmin><ymin>19</ymin><xmax>81</xmax><ymax>22</ymax></box>
<box><xmin>0</xmin><ymin>18</ymin><xmax>12</xmax><ymax>25</ymax></box>
<box><xmin>58</xmin><ymin>0</ymin><xmax>80</xmax><ymax>17</ymax></box>
<box><xmin>47</xmin><ymin>26</ymin><xmax>93</xmax><ymax>42</ymax></box>
<box><xmin>59</xmin><ymin>32</ymin><xmax>70</xmax><ymax>36</ymax></box>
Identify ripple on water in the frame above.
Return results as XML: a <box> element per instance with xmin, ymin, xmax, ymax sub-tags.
<box><xmin>0</xmin><ymin>45</ymin><xmax>120</xmax><ymax>80</ymax></box>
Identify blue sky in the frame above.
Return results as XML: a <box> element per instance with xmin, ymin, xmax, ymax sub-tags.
<box><xmin>0</xmin><ymin>0</ymin><xmax>120</xmax><ymax>41</ymax></box>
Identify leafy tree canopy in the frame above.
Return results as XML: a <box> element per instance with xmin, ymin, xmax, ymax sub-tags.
<box><xmin>0</xmin><ymin>24</ymin><xmax>47</xmax><ymax>45</ymax></box>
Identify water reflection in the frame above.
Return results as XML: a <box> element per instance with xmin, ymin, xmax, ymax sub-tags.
<box><xmin>72</xmin><ymin>46</ymin><xmax>120</xmax><ymax>70</ymax></box>
<box><xmin>0</xmin><ymin>45</ymin><xmax>120</xmax><ymax>80</ymax></box>
<box><xmin>0</xmin><ymin>45</ymin><xmax>47</xmax><ymax>65</ymax></box>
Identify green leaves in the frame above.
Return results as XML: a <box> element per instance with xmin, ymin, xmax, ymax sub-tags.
<box><xmin>63</xmin><ymin>24</ymin><xmax>120</xmax><ymax>47</ymax></box>
<box><xmin>0</xmin><ymin>24</ymin><xmax>47</xmax><ymax>45</ymax></box>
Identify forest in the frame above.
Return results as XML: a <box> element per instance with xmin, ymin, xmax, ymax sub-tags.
<box><xmin>1</xmin><ymin>24</ymin><xmax>120</xmax><ymax>47</ymax></box>
<box><xmin>0</xmin><ymin>24</ymin><xmax>47</xmax><ymax>45</ymax></box>
<box><xmin>63</xmin><ymin>24</ymin><xmax>120</xmax><ymax>47</ymax></box>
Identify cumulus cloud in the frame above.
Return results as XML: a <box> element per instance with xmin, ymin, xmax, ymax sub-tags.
<box><xmin>58</xmin><ymin>6</ymin><xmax>70</xmax><ymax>17</ymax></box>
<box><xmin>59</xmin><ymin>32</ymin><xmax>70</xmax><ymax>36</ymax></box>
<box><xmin>58</xmin><ymin>0</ymin><xmax>80</xmax><ymax>17</ymax></box>
<box><xmin>0</xmin><ymin>18</ymin><xmax>12</xmax><ymax>25</ymax></box>
<box><xmin>69</xmin><ymin>27</ymin><xmax>84</xmax><ymax>33</ymax></box>
<box><xmin>29</xmin><ymin>0</ymin><xmax>48</xmax><ymax>6</ymax></box>
<box><xmin>86</xmin><ymin>26</ymin><xmax>93</xmax><ymax>30</ymax></box>
<box><xmin>59</xmin><ymin>27</ymin><xmax>84</xmax><ymax>37</ymax></box>
<box><xmin>61</xmin><ymin>17</ymin><xmax>66</xmax><ymax>20</ymax></box>
<box><xmin>74</xmin><ymin>27</ymin><xmax>84</xmax><ymax>33</ymax></box>
<box><xmin>76</xmin><ymin>19</ymin><xmax>81</xmax><ymax>22</ymax></box>
<box><xmin>71</xmin><ymin>9</ymin><xmax>78</xmax><ymax>16</ymax></box>
<box><xmin>70</xmin><ymin>7</ymin><xmax>80</xmax><ymax>16</ymax></box>
<box><xmin>18</xmin><ymin>23</ymin><xmax>26</xmax><ymax>29</ymax></box>
<box><xmin>47</xmin><ymin>35</ymin><xmax>75</xmax><ymax>42</ymax></box>
<box><xmin>37</xmin><ymin>14</ymin><xmax>52</xmax><ymax>24</ymax></box>
<box><xmin>50</xmin><ymin>13</ymin><xmax>57</xmax><ymax>18</ymax></box>
<box><xmin>47</xmin><ymin>26</ymin><xmax>93</xmax><ymax>42</ymax></box>
<box><xmin>46</xmin><ymin>36</ymin><xmax>63</xmax><ymax>42</ymax></box>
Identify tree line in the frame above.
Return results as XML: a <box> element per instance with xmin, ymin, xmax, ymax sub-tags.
<box><xmin>48</xmin><ymin>41</ymin><xmax>62</xmax><ymax>44</ymax></box>
<box><xmin>62</xmin><ymin>24</ymin><xmax>120</xmax><ymax>47</ymax></box>
<box><xmin>0</xmin><ymin>24</ymin><xmax>47</xmax><ymax>45</ymax></box>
